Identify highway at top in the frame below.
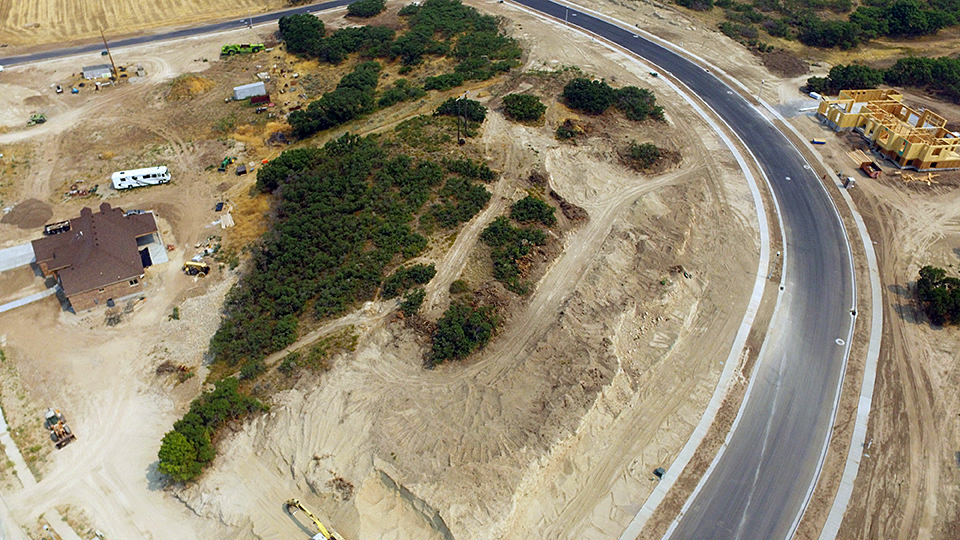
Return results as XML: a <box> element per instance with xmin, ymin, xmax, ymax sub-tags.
<box><xmin>510</xmin><ymin>1</ymin><xmax>855</xmax><ymax>538</ymax></box>
<box><xmin>1</xmin><ymin>1</ymin><xmax>858</xmax><ymax>538</ymax></box>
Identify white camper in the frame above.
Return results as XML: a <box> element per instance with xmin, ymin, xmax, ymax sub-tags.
<box><xmin>111</xmin><ymin>166</ymin><xmax>171</xmax><ymax>190</ymax></box>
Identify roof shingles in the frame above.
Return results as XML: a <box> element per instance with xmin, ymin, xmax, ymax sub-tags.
<box><xmin>31</xmin><ymin>203</ymin><xmax>158</xmax><ymax>296</ymax></box>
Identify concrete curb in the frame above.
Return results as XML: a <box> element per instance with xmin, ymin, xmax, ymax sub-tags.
<box><xmin>499</xmin><ymin>2</ymin><xmax>782</xmax><ymax>538</ymax></box>
<box><xmin>764</xmin><ymin>117</ymin><xmax>883</xmax><ymax>540</ymax></box>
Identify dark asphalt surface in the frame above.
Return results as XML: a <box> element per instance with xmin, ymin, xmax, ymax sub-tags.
<box><xmin>511</xmin><ymin>1</ymin><xmax>854</xmax><ymax>539</ymax></box>
<box><xmin>1</xmin><ymin>1</ymin><xmax>855</xmax><ymax>538</ymax></box>
<box><xmin>0</xmin><ymin>0</ymin><xmax>352</xmax><ymax>66</ymax></box>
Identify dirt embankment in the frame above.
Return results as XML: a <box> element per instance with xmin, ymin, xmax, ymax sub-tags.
<box><xmin>171</xmin><ymin>6</ymin><xmax>761</xmax><ymax>539</ymax></box>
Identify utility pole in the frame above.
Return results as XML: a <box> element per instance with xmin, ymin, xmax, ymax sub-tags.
<box><xmin>756</xmin><ymin>79</ymin><xmax>765</xmax><ymax>102</ymax></box>
<box><xmin>100</xmin><ymin>29</ymin><xmax>119</xmax><ymax>80</ymax></box>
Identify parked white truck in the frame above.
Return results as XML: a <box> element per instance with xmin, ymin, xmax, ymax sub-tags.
<box><xmin>111</xmin><ymin>166</ymin><xmax>171</xmax><ymax>190</ymax></box>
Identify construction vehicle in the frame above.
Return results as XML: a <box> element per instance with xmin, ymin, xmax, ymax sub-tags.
<box><xmin>860</xmin><ymin>161</ymin><xmax>882</xmax><ymax>178</ymax></box>
<box><xmin>183</xmin><ymin>261</ymin><xmax>210</xmax><ymax>277</ymax></box>
<box><xmin>285</xmin><ymin>499</ymin><xmax>339</xmax><ymax>540</ymax></box>
<box><xmin>220</xmin><ymin>43</ymin><xmax>265</xmax><ymax>56</ymax></box>
<box><xmin>27</xmin><ymin>113</ymin><xmax>46</xmax><ymax>126</ymax></box>
<box><xmin>217</xmin><ymin>156</ymin><xmax>237</xmax><ymax>172</ymax></box>
<box><xmin>43</xmin><ymin>220</ymin><xmax>71</xmax><ymax>236</ymax></box>
<box><xmin>44</xmin><ymin>408</ymin><xmax>76</xmax><ymax>449</ymax></box>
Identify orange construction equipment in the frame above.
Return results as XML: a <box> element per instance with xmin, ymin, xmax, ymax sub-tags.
<box><xmin>44</xmin><ymin>408</ymin><xmax>76</xmax><ymax>449</ymax></box>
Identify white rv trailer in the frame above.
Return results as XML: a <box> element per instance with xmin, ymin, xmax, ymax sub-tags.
<box><xmin>111</xmin><ymin>166</ymin><xmax>171</xmax><ymax>190</ymax></box>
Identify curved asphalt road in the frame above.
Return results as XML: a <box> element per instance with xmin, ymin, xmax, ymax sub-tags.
<box><xmin>1</xmin><ymin>2</ymin><xmax>856</xmax><ymax>539</ymax></box>
<box><xmin>509</xmin><ymin>2</ymin><xmax>855</xmax><ymax>538</ymax></box>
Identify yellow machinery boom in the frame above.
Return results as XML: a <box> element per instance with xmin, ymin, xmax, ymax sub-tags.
<box><xmin>285</xmin><ymin>499</ymin><xmax>337</xmax><ymax>540</ymax></box>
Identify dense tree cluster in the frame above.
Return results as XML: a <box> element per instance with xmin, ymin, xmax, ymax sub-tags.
<box><xmin>211</xmin><ymin>134</ymin><xmax>489</xmax><ymax>365</ymax></box>
<box><xmin>279</xmin><ymin>14</ymin><xmax>394</xmax><ymax>63</ymax></box>
<box><xmin>431</xmin><ymin>302</ymin><xmax>498</xmax><ymax>364</ymax></box>
<box><xmin>806</xmin><ymin>57</ymin><xmax>960</xmax><ymax>102</ymax></box>
<box><xmin>510</xmin><ymin>195</ymin><xmax>557</xmax><ymax>226</ymax></box>
<box><xmin>481</xmin><ymin>216</ymin><xmax>547</xmax><ymax>294</ymax></box>
<box><xmin>502</xmin><ymin>93</ymin><xmax>547</xmax><ymax>122</ymax></box>
<box><xmin>347</xmin><ymin>0</ymin><xmax>386</xmax><ymax>17</ymax></box>
<box><xmin>278</xmin><ymin>13</ymin><xmax>325</xmax><ymax>54</ymax></box>
<box><xmin>916</xmin><ymin>265</ymin><xmax>960</xmax><ymax>325</ymax></box>
<box><xmin>434</xmin><ymin>97</ymin><xmax>488</xmax><ymax>122</ymax></box>
<box><xmin>679</xmin><ymin>0</ymin><xmax>960</xmax><ymax>50</ymax></box>
<box><xmin>382</xmin><ymin>263</ymin><xmax>437</xmax><ymax>298</ymax></box>
<box><xmin>279</xmin><ymin>0</ymin><xmax>520</xmax><ymax>91</ymax></box>
<box><xmin>158</xmin><ymin>379</ymin><xmax>264</xmax><ymax>482</ymax></box>
<box><xmin>562</xmin><ymin>78</ymin><xmax>664</xmax><ymax>120</ymax></box>
<box><xmin>288</xmin><ymin>61</ymin><xmax>381</xmax><ymax>138</ymax></box>
<box><xmin>805</xmin><ymin>64</ymin><xmax>883</xmax><ymax>95</ymax></box>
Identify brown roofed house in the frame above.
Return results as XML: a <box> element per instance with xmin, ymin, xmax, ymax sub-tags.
<box><xmin>32</xmin><ymin>203</ymin><xmax>159</xmax><ymax>311</ymax></box>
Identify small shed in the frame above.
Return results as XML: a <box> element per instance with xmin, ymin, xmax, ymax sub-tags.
<box><xmin>82</xmin><ymin>64</ymin><xmax>113</xmax><ymax>80</ymax></box>
<box><xmin>232</xmin><ymin>81</ymin><xmax>266</xmax><ymax>101</ymax></box>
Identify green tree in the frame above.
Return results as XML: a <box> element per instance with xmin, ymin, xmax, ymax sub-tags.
<box><xmin>502</xmin><ymin>93</ymin><xmax>546</xmax><ymax>122</ymax></box>
<box><xmin>278</xmin><ymin>14</ymin><xmax>325</xmax><ymax>55</ymax></box>
<box><xmin>399</xmin><ymin>288</ymin><xmax>426</xmax><ymax>316</ymax></box>
<box><xmin>510</xmin><ymin>195</ymin><xmax>556</xmax><ymax>226</ymax></box>
<box><xmin>435</xmin><ymin>97</ymin><xmax>487</xmax><ymax>122</ymax></box>
<box><xmin>615</xmin><ymin>86</ymin><xmax>664</xmax><ymax>121</ymax></box>
<box><xmin>562</xmin><ymin>78</ymin><xmax>616</xmax><ymax>115</ymax></box>
<box><xmin>431</xmin><ymin>303</ymin><xmax>497</xmax><ymax>363</ymax></box>
<box><xmin>627</xmin><ymin>142</ymin><xmax>662</xmax><ymax>168</ymax></box>
<box><xmin>347</xmin><ymin>0</ymin><xmax>386</xmax><ymax>17</ymax></box>
<box><xmin>158</xmin><ymin>431</ymin><xmax>200</xmax><ymax>482</ymax></box>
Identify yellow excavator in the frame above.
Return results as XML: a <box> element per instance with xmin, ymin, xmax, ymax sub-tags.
<box><xmin>285</xmin><ymin>499</ymin><xmax>339</xmax><ymax>540</ymax></box>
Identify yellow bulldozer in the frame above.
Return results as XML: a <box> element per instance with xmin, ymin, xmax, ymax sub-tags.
<box><xmin>182</xmin><ymin>261</ymin><xmax>210</xmax><ymax>277</ymax></box>
<box><xmin>285</xmin><ymin>499</ymin><xmax>339</xmax><ymax>540</ymax></box>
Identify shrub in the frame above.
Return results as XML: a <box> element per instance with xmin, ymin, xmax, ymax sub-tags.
<box><xmin>481</xmin><ymin>216</ymin><xmax>546</xmax><ymax>293</ymax></box>
<box><xmin>502</xmin><ymin>93</ymin><xmax>546</xmax><ymax>122</ymax></box>
<box><xmin>435</xmin><ymin>97</ymin><xmax>487</xmax><ymax>122</ymax></box>
<box><xmin>382</xmin><ymin>263</ymin><xmax>437</xmax><ymax>298</ymax></box>
<box><xmin>556</xmin><ymin>119</ymin><xmax>578</xmax><ymax>140</ymax></box>
<box><xmin>431</xmin><ymin>302</ymin><xmax>497</xmax><ymax>363</ymax></box>
<box><xmin>562</xmin><ymin>78</ymin><xmax>616</xmax><ymax>114</ymax></box>
<box><xmin>288</xmin><ymin>62</ymin><xmax>381</xmax><ymax>138</ymax></box>
<box><xmin>239</xmin><ymin>358</ymin><xmax>266</xmax><ymax>380</ymax></box>
<box><xmin>278</xmin><ymin>352</ymin><xmax>300</xmax><ymax>375</ymax></box>
<box><xmin>378</xmin><ymin>79</ymin><xmax>426</xmax><ymax>108</ymax></box>
<box><xmin>347</xmin><ymin>0</ymin><xmax>386</xmax><ymax>17</ymax></box>
<box><xmin>449</xmin><ymin>279</ymin><xmax>469</xmax><ymax>294</ymax></box>
<box><xmin>614</xmin><ymin>86</ymin><xmax>664</xmax><ymax>121</ymax></box>
<box><xmin>510</xmin><ymin>195</ymin><xmax>556</xmax><ymax>226</ymax></box>
<box><xmin>627</xmin><ymin>142</ymin><xmax>662</xmax><ymax>169</ymax></box>
<box><xmin>443</xmin><ymin>158</ymin><xmax>496</xmax><ymax>181</ymax></box>
<box><xmin>399</xmin><ymin>288</ymin><xmax>426</xmax><ymax>315</ymax></box>
<box><xmin>676</xmin><ymin>0</ymin><xmax>715</xmax><ymax>10</ymax></box>
<box><xmin>803</xmin><ymin>63</ymin><xmax>883</xmax><ymax>95</ymax></box>
<box><xmin>424</xmin><ymin>72</ymin><xmax>466</xmax><ymax>91</ymax></box>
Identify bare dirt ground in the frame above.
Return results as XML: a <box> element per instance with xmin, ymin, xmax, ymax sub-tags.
<box><xmin>0</xmin><ymin>3</ymin><xmax>765</xmax><ymax>540</ymax></box>
<box><xmin>784</xmin><ymin>91</ymin><xmax>960</xmax><ymax>539</ymax></box>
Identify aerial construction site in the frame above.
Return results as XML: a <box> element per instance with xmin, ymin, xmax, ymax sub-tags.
<box><xmin>0</xmin><ymin>0</ymin><xmax>959</xmax><ymax>539</ymax></box>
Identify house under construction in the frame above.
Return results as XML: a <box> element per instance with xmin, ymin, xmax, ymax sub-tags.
<box><xmin>816</xmin><ymin>89</ymin><xmax>960</xmax><ymax>171</ymax></box>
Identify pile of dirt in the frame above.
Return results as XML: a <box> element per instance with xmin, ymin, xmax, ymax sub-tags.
<box><xmin>761</xmin><ymin>50</ymin><xmax>809</xmax><ymax>78</ymax></box>
<box><xmin>1</xmin><ymin>198</ymin><xmax>52</xmax><ymax>229</ymax></box>
<box><xmin>167</xmin><ymin>75</ymin><xmax>216</xmax><ymax>101</ymax></box>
